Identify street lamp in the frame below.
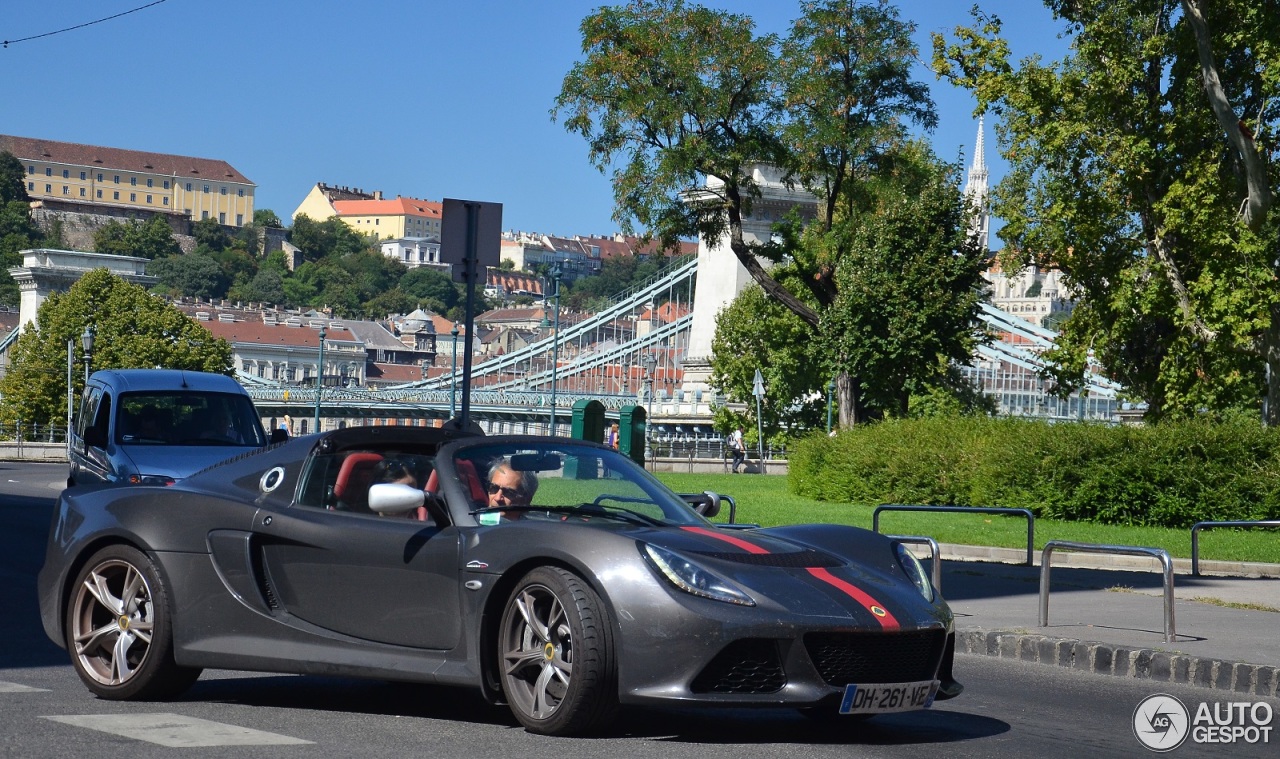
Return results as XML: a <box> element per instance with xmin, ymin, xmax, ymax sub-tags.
<box><xmin>641</xmin><ymin>352</ymin><xmax>657</xmax><ymax>466</ymax></box>
<box><xmin>81</xmin><ymin>326</ymin><xmax>95</xmax><ymax>384</ymax></box>
<box><xmin>313</xmin><ymin>325</ymin><xmax>326</xmax><ymax>433</ymax></box>
<box><xmin>540</xmin><ymin>264</ymin><xmax>562</xmax><ymax>435</ymax></box>
<box><xmin>450</xmin><ymin>322</ymin><xmax>460</xmax><ymax>418</ymax></box>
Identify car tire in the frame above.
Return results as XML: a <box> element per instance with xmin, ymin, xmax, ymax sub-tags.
<box><xmin>498</xmin><ymin>566</ymin><xmax>618</xmax><ymax>736</ymax></box>
<box><xmin>65</xmin><ymin>545</ymin><xmax>202</xmax><ymax>700</ymax></box>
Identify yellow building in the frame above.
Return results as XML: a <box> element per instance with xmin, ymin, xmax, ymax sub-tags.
<box><xmin>0</xmin><ymin>134</ymin><xmax>255</xmax><ymax>226</ymax></box>
<box><xmin>291</xmin><ymin>183</ymin><xmax>442</xmax><ymax>241</ymax></box>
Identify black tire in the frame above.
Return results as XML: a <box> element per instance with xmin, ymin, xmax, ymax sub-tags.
<box><xmin>65</xmin><ymin>545</ymin><xmax>201</xmax><ymax>700</ymax></box>
<box><xmin>498</xmin><ymin>566</ymin><xmax>618</xmax><ymax>736</ymax></box>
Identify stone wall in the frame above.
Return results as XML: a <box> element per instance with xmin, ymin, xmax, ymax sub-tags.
<box><xmin>31</xmin><ymin>206</ymin><xmax>287</xmax><ymax>257</ymax></box>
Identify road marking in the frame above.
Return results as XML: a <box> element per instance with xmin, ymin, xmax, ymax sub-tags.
<box><xmin>41</xmin><ymin>713</ymin><xmax>312</xmax><ymax>747</ymax></box>
<box><xmin>0</xmin><ymin>681</ymin><xmax>49</xmax><ymax>693</ymax></box>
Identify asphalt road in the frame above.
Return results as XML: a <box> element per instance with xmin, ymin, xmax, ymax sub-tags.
<box><xmin>2</xmin><ymin>461</ymin><xmax>1276</xmax><ymax>758</ymax></box>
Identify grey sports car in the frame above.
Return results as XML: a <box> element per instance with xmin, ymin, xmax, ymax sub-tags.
<box><xmin>38</xmin><ymin>425</ymin><xmax>961</xmax><ymax>736</ymax></box>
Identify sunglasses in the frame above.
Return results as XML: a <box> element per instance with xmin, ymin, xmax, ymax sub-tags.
<box><xmin>486</xmin><ymin>483</ymin><xmax>525</xmax><ymax>499</ymax></box>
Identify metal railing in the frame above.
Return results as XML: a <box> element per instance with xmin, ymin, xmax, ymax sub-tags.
<box><xmin>1038</xmin><ymin>540</ymin><xmax>1176</xmax><ymax>643</ymax></box>
<box><xmin>0</xmin><ymin>421</ymin><xmax>69</xmax><ymax>444</ymax></box>
<box><xmin>873</xmin><ymin>505</ymin><xmax>1035</xmax><ymax>566</ymax></box>
<box><xmin>888</xmin><ymin>535</ymin><xmax>943</xmax><ymax>595</ymax></box>
<box><xmin>1190</xmin><ymin>520</ymin><xmax>1280</xmax><ymax>576</ymax></box>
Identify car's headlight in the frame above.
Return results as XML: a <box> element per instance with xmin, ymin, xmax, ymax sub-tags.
<box><xmin>894</xmin><ymin>542</ymin><xmax>934</xmax><ymax>602</ymax></box>
<box><xmin>641</xmin><ymin>543</ymin><xmax>755</xmax><ymax>606</ymax></box>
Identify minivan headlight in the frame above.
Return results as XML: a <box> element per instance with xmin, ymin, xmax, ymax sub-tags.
<box><xmin>129</xmin><ymin>474</ymin><xmax>176</xmax><ymax>486</ymax></box>
<box><xmin>641</xmin><ymin>543</ymin><xmax>755</xmax><ymax>606</ymax></box>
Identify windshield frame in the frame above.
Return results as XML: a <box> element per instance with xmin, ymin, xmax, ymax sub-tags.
<box><xmin>437</xmin><ymin>437</ymin><xmax>710</xmax><ymax>528</ymax></box>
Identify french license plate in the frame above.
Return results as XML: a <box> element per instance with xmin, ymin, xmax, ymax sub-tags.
<box><xmin>839</xmin><ymin>680</ymin><xmax>939</xmax><ymax>715</ymax></box>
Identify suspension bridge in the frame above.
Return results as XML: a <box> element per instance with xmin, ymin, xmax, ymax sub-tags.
<box><xmin>244</xmin><ymin>256</ymin><xmax>1126</xmax><ymax>437</ymax></box>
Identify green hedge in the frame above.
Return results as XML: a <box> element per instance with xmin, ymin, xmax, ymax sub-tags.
<box><xmin>788</xmin><ymin>416</ymin><xmax>1280</xmax><ymax>528</ymax></box>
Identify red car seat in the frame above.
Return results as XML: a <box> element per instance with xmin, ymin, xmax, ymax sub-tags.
<box><xmin>332</xmin><ymin>452</ymin><xmax>384</xmax><ymax>512</ymax></box>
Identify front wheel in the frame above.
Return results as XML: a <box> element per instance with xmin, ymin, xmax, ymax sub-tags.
<box><xmin>498</xmin><ymin>567</ymin><xmax>618</xmax><ymax>735</ymax></box>
<box><xmin>65</xmin><ymin>545</ymin><xmax>201</xmax><ymax>700</ymax></box>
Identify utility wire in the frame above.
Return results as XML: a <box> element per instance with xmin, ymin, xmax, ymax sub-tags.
<box><xmin>3</xmin><ymin>1</ymin><xmax>169</xmax><ymax>48</ymax></box>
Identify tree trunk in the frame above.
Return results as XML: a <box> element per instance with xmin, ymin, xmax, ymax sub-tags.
<box><xmin>836</xmin><ymin>371</ymin><xmax>873</xmax><ymax>426</ymax></box>
<box><xmin>1266</xmin><ymin>305</ymin><xmax>1280</xmax><ymax>427</ymax></box>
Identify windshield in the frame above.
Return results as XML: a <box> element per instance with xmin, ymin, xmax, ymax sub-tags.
<box><xmin>117</xmin><ymin>391</ymin><xmax>267</xmax><ymax>447</ymax></box>
<box><xmin>453</xmin><ymin>441</ymin><xmax>707</xmax><ymax>527</ymax></box>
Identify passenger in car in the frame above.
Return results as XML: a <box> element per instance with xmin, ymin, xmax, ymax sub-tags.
<box><xmin>372</xmin><ymin>459</ymin><xmax>423</xmax><ymax>519</ymax></box>
<box><xmin>375</xmin><ymin>459</ymin><xmax>420</xmax><ymax>488</ymax></box>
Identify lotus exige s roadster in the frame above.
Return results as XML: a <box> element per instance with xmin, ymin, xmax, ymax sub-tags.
<box><xmin>38</xmin><ymin>425</ymin><xmax>961</xmax><ymax>736</ymax></box>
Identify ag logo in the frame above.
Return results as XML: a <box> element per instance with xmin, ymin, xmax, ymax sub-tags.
<box><xmin>1134</xmin><ymin>694</ymin><xmax>1190</xmax><ymax>752</ymax></box>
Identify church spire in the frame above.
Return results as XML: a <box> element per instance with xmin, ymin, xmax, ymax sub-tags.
<box><xmin>964</xmin><ymin>116</ymin><xmax>990</xmax><ymax>252</ymax></box>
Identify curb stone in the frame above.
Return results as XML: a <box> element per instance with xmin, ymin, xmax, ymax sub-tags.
<box><xmin>957</xmin><ymin>629</ymin><xmax>1280</xmax><ymax>698</ymax></box>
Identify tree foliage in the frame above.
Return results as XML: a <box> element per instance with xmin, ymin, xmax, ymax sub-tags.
<box><xmin>92</xmin><ymin>216</ymin><xmax>181</xmax><ymax>259</ymax></box>
<box><xmin>710</xmin><ymin>279</ymin><xmax>826</xmax><ymax>437</ymax></box>
<box><xmin>819</xmin><ymin>147</ymin><xmax>989</xmax><ymax>415</ymax></box>
<box><xmin>0</xmin><ymin>269</ymin><xmax>233</xmax><ymax>427</ymax></box>
<box><xmin>147</xmin><ymin>253</ymin><xmax>230</xmax><ymax>300</ymax></box>
<box><xmin>0</xmin><ymin>151</ymin><xmax>42</xmax><ymax>306</ymax></box>
<box><xmin>933</xmin><ymin>0</ymin><xmax>1280</xmax><ymax>422</ymax></box>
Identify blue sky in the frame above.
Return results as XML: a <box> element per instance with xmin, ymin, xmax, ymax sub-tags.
<box><xmin>1</xmin><ymin>1</ymin><xmax>1070</xmax><ymax>244</ymax></box>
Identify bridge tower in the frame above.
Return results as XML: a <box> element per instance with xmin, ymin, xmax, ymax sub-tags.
<box><xmin>679</xmin><ymin>165</ymin><xmax>816</xmax><ymax>396</ymax></box>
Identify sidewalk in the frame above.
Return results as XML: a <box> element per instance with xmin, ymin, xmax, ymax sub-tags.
<box><xmin>937</xmin><ymin>544</ymin><xmax>1280</xmax><ymax>697</ymax></box>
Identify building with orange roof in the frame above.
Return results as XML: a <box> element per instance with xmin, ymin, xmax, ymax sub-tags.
<box><xmin>0</xmin><ymin>134</ymin><xmax>255</xmax><ymax>226</ymax></box>
<box><xmin>290</xmin><ymin>183</ymin><xmax>442</xmax><ymax>241</ymax></box>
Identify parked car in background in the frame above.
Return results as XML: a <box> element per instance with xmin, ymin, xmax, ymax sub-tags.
<box><xmin>67</xmin><ymin>369</ymin><xmax>279</xmax><ymax>487</ymax></box>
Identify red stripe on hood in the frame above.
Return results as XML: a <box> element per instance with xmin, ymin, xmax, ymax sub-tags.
<box><xmin>806</xmin><ymin>567</ymin><xmax>900</xmax><ymax>631</ymax></box>
<box><xmin>680</xmin><ymin>525</ymin><xmax>770</xmax><ymax>554</ymax></box>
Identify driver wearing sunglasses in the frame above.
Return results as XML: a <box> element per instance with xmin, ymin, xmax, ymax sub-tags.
<box><xmin>486</xmin><ymin>459</ymin><xmax>538</xmax><ymax>516</ymax></box>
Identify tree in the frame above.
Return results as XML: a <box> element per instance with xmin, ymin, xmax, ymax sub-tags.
<box><xmin>933</xmin><ymin>1</ymin><xmax>1280</xmax><ymax>421</ymax></box>
<box><xmin>710</xmin><ymin>280</ymin><xmax>827</xmax><ymax>437</ymax></box>
<box><xmin>92</xmin><ymin>216</ymin><xmax>181</xmax><ymax>259</ymax></box>
<box><xmin>0</xmin><ymin>269</ymin><xmax>233</xmax><ymax>427</ymax></box>
<box><xmin>147</xmin><ymin>253</ymin><xmax>230</xmax><ymax>299</ymax></box>
<box><xmin>290</xmin><ymin>214</ymin><xmax>372</xmax><ymax>261</ymax></box>
<box><xmin>253</xmin><ymin>208</ymin><xmax>284</xmax><ymax>228</ymax></box>
<box><xmin>229</xmin><ymin>269</ymin><xmax>287</xmax><ymax>307</ymax></box>
<box><xmin>0</xmin><ymin>151</ymin><xmax>41</xmax><ymax>306</ymax></box>
<box><xmin>556</xmin><ymin>0</ymin><xmax>966</xmax><ymax>425</ymax></box>
<box><xmin>192</xmin><ymin>217</ymin><xmax>231</xmax><ymax>252</ymax></box>
<box><xmin>818</xmin><ymin>147</ymin><xmax>988</xmax><ymax>415</ymax></box>
<box><xmin>401</xmin><ymin>267</ymin><xmax>461</xmax><ymax>312</ymax></box>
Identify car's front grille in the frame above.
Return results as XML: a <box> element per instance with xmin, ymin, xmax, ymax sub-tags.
<box><xmin>690</xmin><ymin>639</ymin><xmax>786</xmax><ymax>694</ymax></box>
<box><xmin>803</xmin><ymin>629</ymin><xmax>946</xmax><ymax>686</ymax></box>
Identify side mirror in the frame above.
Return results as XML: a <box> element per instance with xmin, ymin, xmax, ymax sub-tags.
<box><xmin>679</xmin><ymin>490</ymin><xmax>721</xmax><ymax>519</ymax></box>
<box><xmin>368</xmin><ymin>483</ymin><xmax>425</xmax><ymax>515</ymax></box>
<box><xmin>269</xmin><ymin>428</ymin><xmax>289</xmax><ymax>444</ymax></box>
<box><xmin>83</xmin><ymin>427</ymin><xmax>107</xmax><ymax>449</ymax></box>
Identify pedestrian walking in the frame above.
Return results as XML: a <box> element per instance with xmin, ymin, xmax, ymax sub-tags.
<box><xmin>729</xmin><ymin>426</ymin><xmax>746</xmax><ymax>473</ymax></box>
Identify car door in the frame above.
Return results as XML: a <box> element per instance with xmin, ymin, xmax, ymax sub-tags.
<box><xmin>252</xmin><ymin>506</ymin><xmax>463</xmax><ymax>650</ymax></box>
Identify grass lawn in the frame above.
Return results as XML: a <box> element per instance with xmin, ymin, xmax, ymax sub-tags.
<box><xmin>655</xmin><ymin>472</ymin><xmax>1280</xmax><ymax>565</ymax></box>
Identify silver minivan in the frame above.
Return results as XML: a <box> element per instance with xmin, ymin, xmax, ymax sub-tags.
<box><xmin>68</xmin><ymin>369</ymin><xmax>281</xmax><ymax>487</ymax></box>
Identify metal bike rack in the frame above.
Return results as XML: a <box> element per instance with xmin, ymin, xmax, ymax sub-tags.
<box><xmin>887</xmin><ymin>535</ymin><xmax>942</xmax><ymax>595</ymax></box>
<box><xmin>1039</xmin><ymin>540</ymin><xmax>1176</xmax><ymax>643</ymax></box>
<box><xmin>873</xmin><ymin>505</ymin><xmax>1035</xmax><ymax>566</ymax></box>
<box><xmin>1191</xmin><ymin>520</ymin><xmax>1280</xmax><ymax>576</ymax></box>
